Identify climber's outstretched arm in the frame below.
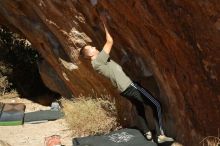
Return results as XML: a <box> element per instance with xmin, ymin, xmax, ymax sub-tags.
<box><xmin>102</xmin><ymin>20</ymin><xmax>113</xmax><ymax>54</ymax></box>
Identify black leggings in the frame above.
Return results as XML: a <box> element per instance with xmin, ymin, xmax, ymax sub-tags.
<box><xmin>120</xmin><ymin>82</ymin><xmax>164</xmax><ymax>135</ymax></box>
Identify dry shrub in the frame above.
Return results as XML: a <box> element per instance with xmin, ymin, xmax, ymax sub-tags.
<box><xmin>200</xmin><ymin>136</ymin><xmax>220</xmax><ymax>146</ymax></box>
<box><xmin>0</xmin><ymin>76</ymin><xmax>9</xmax><ymax>95</ymax></box>
<box><xmin>0</xmin><ymin>62</ymin><xmax>12</xmax><ymax>95</ymax></box>
<box><xmin>61</xmin><ymin>96</ymin><xmax>119</xmax><ymax>136</ymax></box>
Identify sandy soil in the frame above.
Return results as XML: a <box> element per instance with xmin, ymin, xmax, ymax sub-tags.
<box><xmin>0</xmin><ymin>93</ymin><xmax>73</xmax><ymax>146</ymax></box>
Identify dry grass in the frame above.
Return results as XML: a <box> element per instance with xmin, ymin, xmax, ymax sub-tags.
<box><xmin>60</xmin><ymin>96</ymin><xmax>120</xmax><ymax>137</ymax></box>
<box><xmin>200</xmin><ymin>136</ymin><xmax>220</xmax><ymax>146</ymax></box>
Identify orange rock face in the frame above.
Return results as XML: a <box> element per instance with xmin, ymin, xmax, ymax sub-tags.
<box><xmin>0</xmin><ymin>1</ymin><xmax>219</xmax><ymax>145</ymax></box>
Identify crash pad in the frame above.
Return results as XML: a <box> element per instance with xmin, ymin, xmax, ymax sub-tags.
<box><xmin>73</xmin><ymin>128</ymin><xmax>157</xmax><ymax>146</ymax></box>
<box><xmin>24</xmin><ymin>110</ymin><xmax>64</xmax><ymax>123</ymax></box>
<box><xmin>0</xmin><ymin>103</ymin><xmax>25</xmax><ymax>126</ymax></box>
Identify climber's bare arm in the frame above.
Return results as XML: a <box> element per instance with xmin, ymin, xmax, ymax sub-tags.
<box><xmin>102</xmin><ymin>20</ymin><xmax>113</xmax><ymax>54</ymax></box>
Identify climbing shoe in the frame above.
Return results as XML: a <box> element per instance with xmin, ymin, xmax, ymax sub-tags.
<box><xmin>144</xmin><ymin>131</ymin><xmax>153</xmax><ymax>141</ymax></box>
<box><xmin>157</xmin><ymin>135</ymin><xmax>174</xmax><ymax>143</ymax></box>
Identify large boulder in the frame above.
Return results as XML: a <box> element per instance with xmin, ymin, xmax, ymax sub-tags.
<box><xmin>0</xmin><ymin>1</ymin><xmax>219</xmax><ymax>145</ymax></box>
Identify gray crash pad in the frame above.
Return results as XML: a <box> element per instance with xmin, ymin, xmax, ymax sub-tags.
<box><xmin>0</xmin><ymin>103</ymin><xmax>25</xmax><ymax>126</ymax></box>
<box><xmin>24</xmin><ymin>110</ymin><xmax>64</xmax><ymax>123</ymax></box>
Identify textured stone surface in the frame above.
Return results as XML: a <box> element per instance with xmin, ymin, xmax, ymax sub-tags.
<box><xmin>0</xmin><ymin>0</ymin><xmax>219</xmax><ymax>145</ymax></box>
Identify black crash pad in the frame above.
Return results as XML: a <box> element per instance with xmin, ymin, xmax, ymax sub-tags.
<box><xmin>73</xmin><ymin>128</ymin><xmax>157</xmax><ymax>146</ymax></box>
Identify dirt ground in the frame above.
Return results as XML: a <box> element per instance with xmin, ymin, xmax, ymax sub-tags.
<box><xmin>0</xmin><ymin>93</ymin><xmax>73</xmax><ymax>146</ymax></box>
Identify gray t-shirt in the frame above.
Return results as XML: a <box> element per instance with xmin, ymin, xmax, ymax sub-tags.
<box><xmin>91</xmin><ymin>49</ymin><xmax>132</xmax><ymax>92</ymax></box>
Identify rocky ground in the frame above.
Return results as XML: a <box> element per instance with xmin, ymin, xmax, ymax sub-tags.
<box><xmin>0</xmin><ymin>93</ymin><xmax>73</xmax><ymax>146</ymax></box>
